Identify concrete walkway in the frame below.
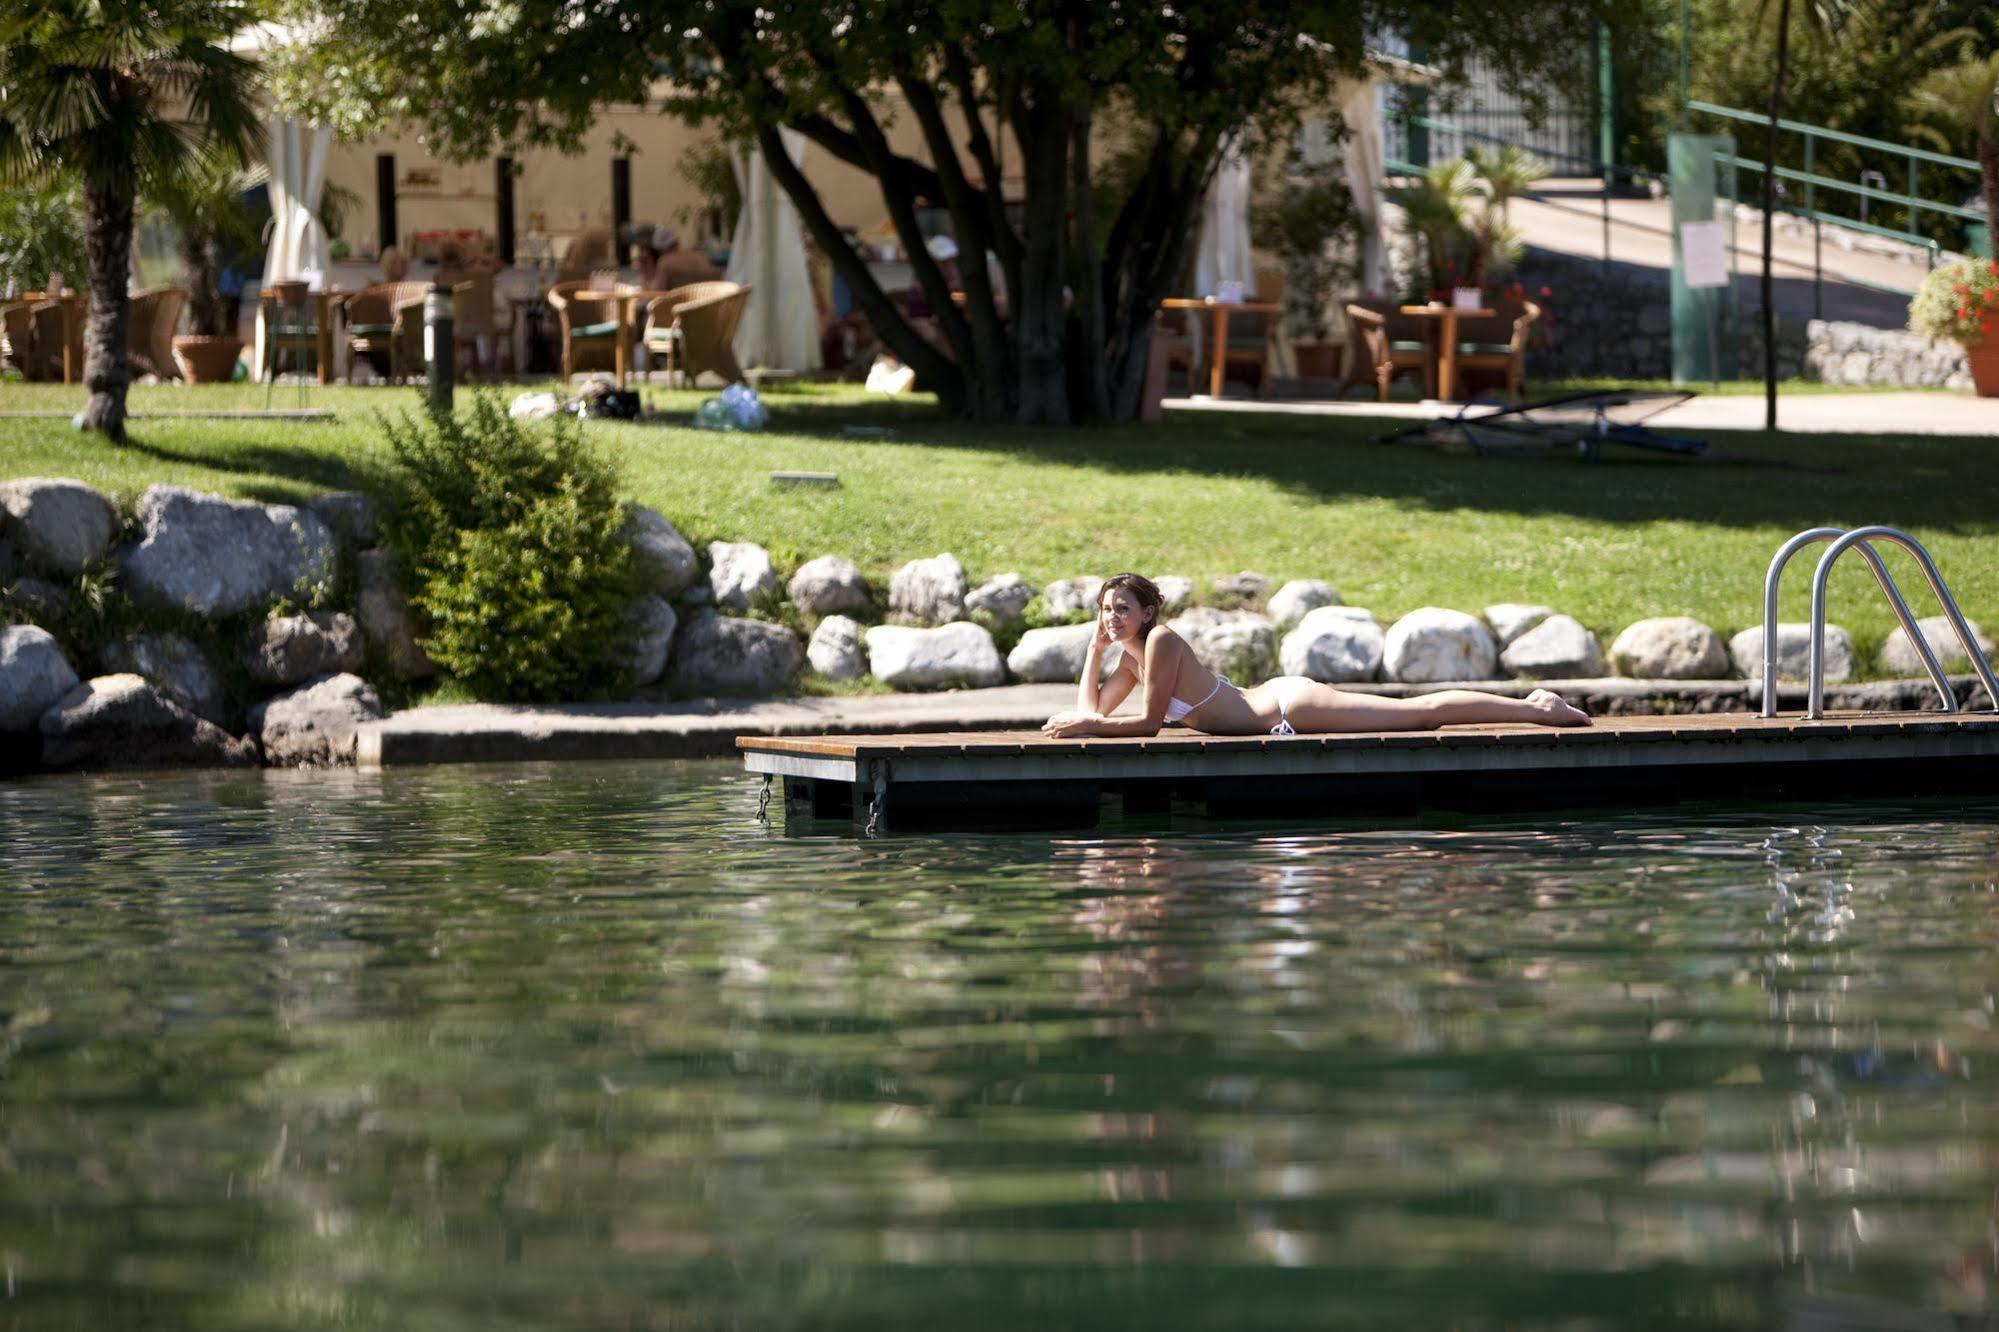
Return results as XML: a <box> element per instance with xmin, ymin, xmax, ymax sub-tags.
<box><xmin>354</xmin><ymin>677</ymin><xmax>1968</xmax><ymax>767</ymax></box>
<box><xmin>1167</xmin><ymin>390</ymin><xmax>1999</xmax><ymax>436</ymax></box>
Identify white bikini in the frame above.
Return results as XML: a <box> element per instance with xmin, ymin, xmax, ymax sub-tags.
<box><xmin>1161</xmin><ymin>673</ymin><xmax>1297</xmax><ymax>735</ymax></box>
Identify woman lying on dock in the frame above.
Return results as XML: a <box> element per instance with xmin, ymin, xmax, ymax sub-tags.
<box><xmin>1041</xmin><ymin>573</ymin><xmax>1591</xmax><ymax>739</ymax></box>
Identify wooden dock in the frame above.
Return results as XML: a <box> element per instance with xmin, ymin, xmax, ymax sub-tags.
<box><xmin>739</xmin><ymin>712</ymin><xmax>1999</xmax><ymax>830</ymax></box>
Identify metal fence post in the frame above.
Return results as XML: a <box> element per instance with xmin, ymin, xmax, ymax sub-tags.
<box><xmin>424</xmin><ymin>286</ymin><xmax>454</xmax><ymax>414</ymax></box>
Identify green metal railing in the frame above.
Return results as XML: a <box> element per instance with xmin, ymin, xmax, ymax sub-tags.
<box><xmin>1688</xmin><ymin>99</ymin><xmax>1985</xmax><ymax>263</ymax></box>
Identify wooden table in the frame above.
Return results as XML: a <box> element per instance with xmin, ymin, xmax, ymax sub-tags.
<box><xmin>573</xmin><ymin>289</ymin><xmax>674</xmax><ymax>388</ymax></box>
<box><xmin>1400</xmin><ymin>302</ymin><xmax>1493</xmax><ymax>402</ymax></box>
<box><xmin>1160</xmin><ymin>297</ymin><xmax>1281</xmax><ymax>398</ymax></box>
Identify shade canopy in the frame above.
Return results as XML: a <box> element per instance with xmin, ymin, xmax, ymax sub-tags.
<box><xmin>725</xmin><ymin>127</ymin><xmax>822</xmax><ymax>372</ymax></box>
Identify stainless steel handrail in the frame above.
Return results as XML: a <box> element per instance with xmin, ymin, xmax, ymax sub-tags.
<box><xmin>1759</xmin><ymin>527</ymin><xmax>1947</xmax><ymax>717</ymax></box>
<box><xmin>1805</xmin><ymin>525</ymin><xmax>1999</xmax><ymax>719</ymax></box>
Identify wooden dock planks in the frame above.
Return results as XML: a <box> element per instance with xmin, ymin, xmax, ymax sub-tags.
<box><xmin>739</xmin><ymin>713</ymin><xmax>1999</xmax><ymax>830</ymax></box>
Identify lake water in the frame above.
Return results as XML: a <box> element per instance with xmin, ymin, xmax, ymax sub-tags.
<box><xmin>3</xmin><ymin>761</ymin><xmax>1998</xmax><ymax>1329</ymax></box>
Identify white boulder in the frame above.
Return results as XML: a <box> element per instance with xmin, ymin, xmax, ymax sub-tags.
<box><xmin>1729</xmin><ymin>622</ymin><xmax>1855</xmax><ymax>684</ymax></box>
<box><xmin>1880</xmin><ymin>615</ymin><xmax>1995</xmax><ymax>676</ymax></box>
<box><xmin>708</xmin><ymin>540</ymin><xmax>778</xmax><ymax>611</ymax></box>
<box><xmin>1007</xmin><ymin>622</ymin><xmax>1098</xmax><ymax>683</ymax></box>
<box><xmin>1484</xmin><ymin>603</ymin><xmax>1554</xmax><ymax>648</ymax></box>
<box><xmin>1383</xmin><ymin>608</ymin><xmax>1499</xmax><ymax>683</ymax></box>
<box><xmin>41</xmin><ymin>674</ymin><xmax>255</xmax><ymax>770</ymax></box>
<box><xmin>807</xmin><ymin>615</ymin><xmax>866</xmax><ymax>681</ymax></box>
<box><xmin>249</xmin><ymin>672</ymin><xmax>385</xmax><ymax>766</ymax></box>
<box><xmin>101</xmin><ymin>633</ymin><xmax>227</xmax><ymax>725</ymax></box>
<box><xmin>669</xmin><ymin>611</ymin><xmax>802</xmax><ymax>694</ymax></box>
<box><xmin>786</xmin><ymin>555</ymin><xmax>871</xmax><ymax>616</ymax></box>
<box><xmin>1167</xmin><ymin>607</ymin><xmax>1277</xmax><ymax>681</ymax></box>
<box><xmin>966</xmin><ymin>573</ymin><xmax>1037</xmax><ymax>625</ymax></box>
<box><xmin>0</xmin><ymin>478</ymin><xmax>116</xmax><ymax>575</ymax></box>
<box><xmin>1267</xmin><ymin>579</ymin><xmax>1342</xmax><ymax>627</ymax></box>
<box><xmin>623</xmin><ymin>595</ymin><xmax>678</xmax><ymax>686</ymax></box>
<box><xmin>0</xmin><ymin>624</ymin><xmax>79</xmax><ymax>731</ymax></box>
<box><xmin>119</xmin><ymin>485</ymin><xmax>339</xmax><ymax>617</ymax></box>
<box><xmin>888</xmin><ymin>553</ymin><xmax>967</xmax><ymax>625</ymax></box>
<box><xmin>1278</xmin><ymin>606</ymin><xmax>1384</xmax><ymax>682</ymax></box>
<box><xmin>243</xmin><ymin>611</ymin><xmax>365</xmax><ymax>686</ymax></box>
<box><xmin>1041</xmin><ymin>576</ymin><xmax>1105</xmax><ymax>620</ymax></box>
<box><xmin>865</xmin><ymin>622</ymin><xmax>1006</xmax><ymax>689</ymax></box>
<box><xmin>1609</xmin><ymin>617</ymin><xmax>1729</xmax><ymax>679</ymax></box>
<box><xmin>1500</xmin><ymin>614</ymin><xmax>1605</xmax><ymax>679</ymax></box>
<box><xmin>356</xmin><ymin>548</ymin><xmax>436</xmax><ymax>678</ymax></box>
<box><xmin>1155</xmin><ymin>576</ymin><xmax>1195</xmax><ymax>614</ymax></box>
<box><xmin>627</xmin><ymin>506</ymin><xmax>699</xmax><ymax>597</ymax></box>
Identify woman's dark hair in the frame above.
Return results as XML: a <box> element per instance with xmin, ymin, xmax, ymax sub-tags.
<box><xmin>1099</xmin><ymin>572</ymin><xmax>1164</xmax><ymax>639</ymax></box>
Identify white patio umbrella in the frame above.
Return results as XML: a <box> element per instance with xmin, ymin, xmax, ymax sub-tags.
<box><xmin>725</xmin><ymin>127</ymin><xmax>822</xmax><ymax>373</ymax></box>
<box><xmin>1193</xmin><ymin>137</ymin><xmax>1255</xmax><ymax>301</ymax></box>
<box><xmin>1339</xmin><ymin>79</ymin><xmax>1390</xmax><ymax>296</ymax></box>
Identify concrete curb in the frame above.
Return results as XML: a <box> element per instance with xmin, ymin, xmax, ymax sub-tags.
<box><xmin>354</xmin><ymin>675</ymin><xmax>1988</xmax><ymax>768</ymax></box>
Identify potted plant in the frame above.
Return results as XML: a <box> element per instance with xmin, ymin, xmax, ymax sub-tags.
<box><xmin>151</xmin><ymin>153</ymin><xmax>265</xmax><ymax>382</ymax></box>
<box><xmin>1387</xmin><ymin>146</ymin><xmax>1545</xmax><ymax>300</ymax></box>
<box><xmin>1251</xmin><ymin>147</ymin><xmax>1363</xmax><ymax>380</ymax></box>
<box><xmin>1910</xmin><ymin>259</ymin><xmax>1999</xmax><ymax>395</ymax></box>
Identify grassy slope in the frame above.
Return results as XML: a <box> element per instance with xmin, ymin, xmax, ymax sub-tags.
<box><xmin>1</xmin><ymin>378</ymin><xmax>1993</xmax><ymax>666</ymax></box>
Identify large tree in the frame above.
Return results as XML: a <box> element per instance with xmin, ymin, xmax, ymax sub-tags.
<box><xmin>272</xmin><ymin>0</ymin><xmax>1595</xmax><ymax>424</ymax></box>
<box><xmin>0</xmin><ymin>0</ymin><xmax>263</xmax><ymax>439</ymax></box>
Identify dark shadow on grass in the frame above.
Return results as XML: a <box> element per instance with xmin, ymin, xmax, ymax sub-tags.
<box><xmin>116</xmin><ymin>432</ymin><xmax>396</xmax><ymax>508</ymax></box>
<box><xmin>749</xmin><ymin>393</ymin><xmax>1999</xmax><ymax>537</ymax></box>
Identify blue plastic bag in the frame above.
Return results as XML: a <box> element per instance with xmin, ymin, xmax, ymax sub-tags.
<box><xmin>693</xmin><ymin>383</ymin><xmax>768</xmax><ymax>432</ymax></box>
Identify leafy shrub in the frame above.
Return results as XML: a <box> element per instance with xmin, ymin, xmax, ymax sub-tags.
<box><xmin>1909</xmin><ymin>259</ymin><xmax>1999</xmax><ymax>347</ymax></box>
<box><xmin>382</xmin><ymin>394</ymin><xmax>634</xmax><ymax>700</ymax></box>
<box><xmin>0</xmin><ymin>180</ymin><xmax>85</xmax><ymax>297</ymax></box>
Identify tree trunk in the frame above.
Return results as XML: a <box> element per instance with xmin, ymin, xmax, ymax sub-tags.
<box><xmin>1761</xmin><ymin>0</ymin><xmax>1790</xmax><ymax>433</ymax></box>
<box><xmin>179</xmin><ymin>232</ymin><xmax>221</xmax><ymax>338</ymax></box>
<box><xmin>1069</xmin><ymin>100</ymin><xmax>1111</xmax><ymax>423</ymax></box>
<box><xmin>82</xmin><ymin>176</ymin><xmax>134</xmax><ymax>441</ymax></box>
<box><xmin>1013</xmin><ymin>90</ymin><xmax>1073</xmax><ymax>426</ymax></box>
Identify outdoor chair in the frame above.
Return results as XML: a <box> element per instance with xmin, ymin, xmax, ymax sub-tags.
<box><xmin>1213</xmin><ymin>269</ymin><xmax>1285</xmax><ymax>395</ymax></box>
<box><xmin>1</xmin><ymin>300</ymin><xmax>36</xmax><ymax>377</ymax></box>
<box><xmin>449</xmin><ymin>275</ymin><xmax>496</xmax><ymax>379</ymax></box>
<box><xmin>342</xmin><ymin>280</ymin><xmax>431</xmax><ymax>383</ymax></box>
<box><xmin>547</xmin><ymin>279</ymin><xmax>630</xmax><ymax>381</ymax></box>
<box><xmin>1451</xmin><ymin>297</ymin><xmax>1542</xmax><ymax>404</ymax></box>
<box><xmin>259</xmin><ymin>282</ymin><xmax>320</xmax><ymax>405</ymax></box>
<box><xmin>1342</xmin><ymin>299</ymin><xmax>1434</xmax><ymax>401</ymax></box>
<box><xmin>126</xmin><ymin>285</ymin><xmax>187</xmax><ymax>381</ymax></box>
<box><xmin>26</xmin><ymin>298</ymin><xmax>82</xmax><ymax>383</ymax></box>
<box><xmin>641</xmin><ymin>280</ymin><xmax>749</xmax><ymax>386</ymax></box>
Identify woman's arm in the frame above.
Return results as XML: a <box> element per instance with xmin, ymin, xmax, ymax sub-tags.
<box><xmin>1043</xmin><ymin>633</ymin><xmax>1177</xmax><ymax>738</ymax></box>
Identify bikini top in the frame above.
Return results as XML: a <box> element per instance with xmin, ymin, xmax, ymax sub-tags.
<box><xmin>1115</xmin><ymin>643</ymin><xmax>1226</xmax><ymax>722</ymax></box>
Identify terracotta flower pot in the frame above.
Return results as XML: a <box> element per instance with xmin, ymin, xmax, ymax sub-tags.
<box><xmin>171</xmin><ymin>334</ymin><xmax>244</xmax><ymax>384</ymax></box>
<box><xmin>1292</xmin><ymin>341</ymin><xmax>1342</xmax><ymax>381</ymax></box>
<box><xmin>1966</xmin><ymin>339</ymin><xmax>1999</xmax><ymax>398</ymax></box>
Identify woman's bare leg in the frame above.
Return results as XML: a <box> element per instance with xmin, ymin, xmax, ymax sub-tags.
<box><xmin>1276</xmin><ymin>681</ymin><xmax>1590</xmax><ymax>731</ymax></box>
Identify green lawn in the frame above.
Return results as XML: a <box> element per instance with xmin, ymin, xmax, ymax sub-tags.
<box><xmin>2</xmin><ymin>378</ymin><xmax>1993</xmax><ymax>668</ymax></box>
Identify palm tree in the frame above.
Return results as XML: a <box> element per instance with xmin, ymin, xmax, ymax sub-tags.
<box><xmin>1911</xmin><ymin>50</ymin><xmax>1999</xmax><ymax>252</ymax></box>
<box><xmin>1750</xmin><ymin>0</ymin><xmax>1849</xmax><ymax>431</ymax></box>
<box><xmin>0</xmin><ymin>1</ymin><xmax>263</xmax><ymax>440</ymax></box>
<box><xmin>1386</xmin><ymin>159</ymin><xmax>1481</xmax><ymax>295</ymax></box>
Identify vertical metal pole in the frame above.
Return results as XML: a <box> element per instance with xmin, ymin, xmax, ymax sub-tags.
<box><xmin>1599</xmin><ymin>22</ymin><xmax>1615</xmax><ymax>276</ymax></box>
<box><xmin>1908</xmin><ymin>156</ymin><xmax>1921</xmax><ymax>241</ymax></box>
<box><xmin>1804</xmin><ymin>137</ymin><xmax>1820</xmax><ymax>320</ymax></box>
<box><xmin>425</xmin><ymin>286</ymin><xmax>454</xmax><ymax>413</ymax></box>
<box><xmin>1678</xmin><ymin>0</ymin><xmax>1691</xmax><ymax>125</ymax></box>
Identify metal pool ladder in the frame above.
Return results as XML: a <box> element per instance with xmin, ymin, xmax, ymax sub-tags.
<box><xmin>1761</xmin><ymin>526</ymin><xmax>1999</xmax><ymax>719</ymax></box>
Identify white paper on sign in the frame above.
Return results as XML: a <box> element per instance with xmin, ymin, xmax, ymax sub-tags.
<box><xmin>1451</xmin><ymin>287</ymin><xmax>1483</xmax><ymax>311</ymax></box>
<box><xmin>1681</xmin><ymin>220</ymin><xmax>1730</xmax><ymax>289</ymax></box>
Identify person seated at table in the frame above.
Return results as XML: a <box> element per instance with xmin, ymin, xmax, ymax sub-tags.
<box><xmin>646</xmin><ymin>225</ymin><xmax>722</xmax><ymax>291</ymax></box>
<box><xmin>1042</xmin><ymin>573</ymin><xmax>1590</xmax><ymax>740</ymax></box>
<box><xmin>378</xmin><ymin>245</ymin><xmax>411</xmax><ymax>283</ymax></box>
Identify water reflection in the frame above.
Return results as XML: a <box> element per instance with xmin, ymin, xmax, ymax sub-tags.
<box><xmin>2</xmin><ymin>766</ymin><xmax>1999</xmax><ymax>1327</ymax></box>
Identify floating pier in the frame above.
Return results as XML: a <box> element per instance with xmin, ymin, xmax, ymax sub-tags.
<box><xmin>740</xmin><ymin>713</ymin><xmax>1999</xmax><ymax>831</ymax></box>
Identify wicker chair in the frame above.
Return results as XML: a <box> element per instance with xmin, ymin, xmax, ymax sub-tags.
<box><xmin>1</xmin><ymin>300</ymin><xmax>35</xmax><ymax>377</ymax></box>
<box><xmin>1450</xmin><ymin>297</ymin><xmax>1542</xmax><ymax>403</ymax></box>
<box><xmin>342</xmin><ymin>280</ymin><xmax>432</xmax><ymax>383</ymax></box>
<box><xmin>1341</xmin><ymin>299</ymin><xmax>1434</xmax><ymax>401</ymax></box>
<box><xmin>547</xmin><ymin>279</ymin><xmax>629</xmax><ymax>381</ymax></box>
<box><xmin>642</xmin><ymin>280</ymin><xmax>749</xmax><ymax>386</ymax></box>
<box><xmin>127</xmin><ymin>286</ymin><xmax>188</xmax><ymax>381</ymax></box>
<box><xmin>449</xmin><ymin>275</ymin><xmax>495</xmax><ymax>378</ymax></box>
<box><xmin>26</xmin><ymin>298</ymin><xmax>82</xmax><ymax>383</ymax></box>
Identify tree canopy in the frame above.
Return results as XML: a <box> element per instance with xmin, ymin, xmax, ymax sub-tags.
<box><xmin>274</xmin><ymin>0</ymin><xmax>1600</xmax><ymax>423</ymax></box>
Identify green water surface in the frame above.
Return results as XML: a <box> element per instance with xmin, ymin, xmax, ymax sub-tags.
<box><xmin>3</xmin><ymin>762</ymin><xmax>1998</xmax><ymax>1329</ymax></box>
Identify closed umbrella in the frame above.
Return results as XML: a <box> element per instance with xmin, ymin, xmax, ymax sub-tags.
<box><xmin>725</xmin><ymin>127</ymin><xmax>822</xmax><ymax>372</ymax></box>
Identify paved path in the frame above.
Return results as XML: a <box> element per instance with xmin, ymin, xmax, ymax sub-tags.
<box><xmin>355</xmin><ymin>678</ymin><xmax>1963</xmax><ymax>767</ymax></box>
<box><xmin>1167</xmin><ymin>390</ymin><xmax>1999</xmax><ymax>436</ymax></box>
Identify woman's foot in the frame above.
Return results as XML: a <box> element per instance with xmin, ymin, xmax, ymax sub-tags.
<box><xmin>1526</xmin><ymin>688</ymin><xmax>1592</xmax><ymax>726</ymax></box>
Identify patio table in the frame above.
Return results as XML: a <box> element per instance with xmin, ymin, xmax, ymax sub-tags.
<box><xmin>1399</xmin><ymin>301</ymin><xmax>1494</xmax><ymax>402</ymax></box>
<box><xmin>1159</xmin><ymin>297</ymin><xmax>1281</xmax><ymax>398</ymax></box>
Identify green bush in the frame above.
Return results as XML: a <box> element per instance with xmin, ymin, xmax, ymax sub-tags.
<box><xmin>0</xmin><ymin>180</ymin><xmax>86</xmax><ymax>296</ymax></box>
<box><xmin>382</xmin><ymin>394</ymin><xmax>634</xmax><ymax>701</ymax></box>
